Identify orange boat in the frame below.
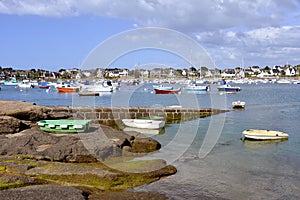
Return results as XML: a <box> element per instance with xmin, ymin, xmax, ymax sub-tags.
<box><xmin>57</xmin><ymin>85</ymin><xmax>80</xmax><ymax>93</ymax></box>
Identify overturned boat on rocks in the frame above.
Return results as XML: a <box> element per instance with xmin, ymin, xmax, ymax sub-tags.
<box><xmin>37</xmin><ymin>120</ymin><xmax>91</xmax><ymax>133</ymax></box>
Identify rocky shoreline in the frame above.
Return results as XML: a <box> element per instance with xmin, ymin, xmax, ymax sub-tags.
<box><xmin>0</xmin><ymin>100</ymin><xmax>177</xmax><ymax>199</ymax></box>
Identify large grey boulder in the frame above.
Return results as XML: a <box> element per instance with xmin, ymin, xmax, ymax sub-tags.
<box><xmin>0</xmin><ymin>128</ymin><xmax>98</xmax><ymax>162</ymax></box>
<box><xmin>0</xmin><ymin>184</ymin><xmax>88</xmax><ymax>200</ymax></box>
<box><xmin>0</xmin><ymin>125</ymin><xmax>160</xmax><ymax>162</ymax></box>
<box><xmin>0</xmin><ymin>116</ymin><xmax>29</xmax><ymax>134</ymax></box>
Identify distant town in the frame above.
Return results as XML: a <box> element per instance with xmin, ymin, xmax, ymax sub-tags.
<box><xmin>1</xmin><ymin>64</ymin><xmax>300</xmax><ymax>81</ymax></box>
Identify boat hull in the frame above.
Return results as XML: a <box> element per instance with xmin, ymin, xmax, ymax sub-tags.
<box><xmin>37</xmin><ymin>120</ymin><xmax>91</xmax><ymax>133</ymax></box>
<box><xmin>154</xmin><ymin>88</ymin><xmax>181</xmax><ymax>94</ymax></box>
<box><xmin>78</xmin><ymin>92</ymin><xmax>100</xmax><ymax>96</ymax></box>
<box><xmin>39</xmin><ymin>86</ymin><xmax>50</xmax><ymax>89</ymax></box>
<box><xmin>218</xmin><ymin>85</ymin><xmax>241</xmax><ymax>93</ymax></box>
<box><xmin>122</xmin><ymin>119</ymin><xmax>165</xmax><ymax>130</ymax></box>
<box><xmin>185</xmin><ymin>85</ymin><xmax>208</xmax><ymax>92</ymax></box>
<box><xmin>232</xmin><ymin>101</ymin><xmax>245</xmax><ymax>109</ymax></box>
<box><xmin>57</xmin><ymin>87</ymin><xmax>79</xmax><ymax>93</ymax></box>
<box><xmin>242</xmin><ymin>129</ymin><xmax>288</xmax><ymax>140</ymax></box>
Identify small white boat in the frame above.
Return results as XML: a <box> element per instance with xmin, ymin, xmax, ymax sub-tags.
<box><xmin>153</xmin><ymin>84</ymin><xmax>173</xmax><ymax>90</ymax></box>
<box><xmin>122</xmin><ymin>118</ymin><xmax>165</xmax><ymax>130</ymax></box>
<box><xmin>232</xmin><ymin>101</ymin><xmax>245</xmax><ymax>109</ymax></box>
<box><xmin>242</xmin><ymin>129</ymin><xmax>289</xmax><ymax>140</ymax></box>
<box><xmin>185</xmin><ymin>83</ymin><xmax>209</xmax><ymax>92</ymax></box>
<box><xmin>18</xmin><ymin>80</ymin><xmax>35</xmax><ymax>88</ymax></box>
<box><xmin>83</xmin><ymin>81</ymin><xmax>113</xmax><ymax>92</ymax></box>
<box><xmin>276</xmin><ymin>79</ymin><xmax>291</xmax><ymax>84</ymax></box>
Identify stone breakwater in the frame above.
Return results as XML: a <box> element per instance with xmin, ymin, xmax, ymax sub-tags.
<box><xmin>40</xmin><ymin>106</ymin><xmax>227</xmax><ymax>127</ymax></box>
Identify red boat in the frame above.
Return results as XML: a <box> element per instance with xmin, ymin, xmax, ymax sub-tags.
<box><xmin>39</xmin><ymin>85</ymin><xmax>50</xmax><ymax>89</ymax></box>
<box><xmin>154</xmin><ymin>88</ymin><xmax>181</xmax><ymax>94</ymax></box>
<box><xmin>57</xmin><ymin>85</ymin><xmax>80</xmax><ymax>93</ymax></box>
<box><xmin>39</xmin><ymin>82</ymin><xmax>50</xmax><ymax>89</ymax></box>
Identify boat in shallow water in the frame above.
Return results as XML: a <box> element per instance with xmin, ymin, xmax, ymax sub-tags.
<box><xmin>242</xmin><ymin>129</ymin><xmax>289</xmax><ymax>140</ymax></box>
<box><xmin>122</xmin><ymin>118</ymin><xmax>165</xmax><ymax>130</ymax></box>
<box><xmin>3</xmin><ymin>78</ymin><xmax>19</xmax><ymax>86</ymax></box>
<box><xmin>37</xmin><ymin>120</ymin><xmax>91</xmax><ymax>133</ymax></box>
<box><xmin>232</xmin><ymin>101</ymin><xmax>245</xmax><ymax>109</ymax></box>
<box><xmin>57</xmin><ymin>85</ymin><xmax>80</xmax><ymax>93</ymax></box>
<box><xmin>78</xmin><ymin>91</ymin><xmax>100</xmax><ymax>96</ymax></box>
<box><xmin>184</xmin><ymin>82</ymin><xmax>209</xmax><ymax>92</ymax></box>
<box><xmin>18</xmin><ymin>80</ymin><xmax>35</xmax><ymax>89</ymax></box>
<box><xmin>154</xmin><ymin>88</ymin><xmax>181</xmax><ymax>94</ymax></box>
<box><xmin>39</xmin><ymin>82</ymin><xmax>50</xmax><ymax>89</ymax></box>
<box><xmin>218</xmin><ymin>84</ymin><xmax>241</xmax><ymax>93</ymax></box>
<box><xmin>153</xmin><ymin>85</ymin><xmax>173</xmax><ymax>90</ymax></box>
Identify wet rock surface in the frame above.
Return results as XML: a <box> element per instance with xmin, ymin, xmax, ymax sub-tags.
<box><xmin>0</xmin><ymin>100</ymin><xmax>176</xmax><ymax>199</ymax></box>
<box><xmin>0</xmin><ymin>125</ymin><xmax>161</xmax><ymax>162</ymax></box>
<box><xmin>0</xmin><ymin>184</ymin><xmax>88</xmax><ymax>200</ymax></box>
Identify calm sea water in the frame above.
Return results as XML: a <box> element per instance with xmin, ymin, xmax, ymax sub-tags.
<box><xmin>1</xmin><ymin>83</ymin><xmax>300</xmax><ymax>199</ymax></box>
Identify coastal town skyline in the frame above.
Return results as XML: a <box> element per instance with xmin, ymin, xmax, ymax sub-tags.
<box><xmin>1</xmin><ymin>1</ymin><xmax>300</xmax><ymax>70</ymax></box>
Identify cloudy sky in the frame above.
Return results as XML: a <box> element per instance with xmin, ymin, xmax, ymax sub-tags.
<box><xmin>0</xmin><ymin>0</ymin><xmax>300</xmax><ymax>70</ymax></box>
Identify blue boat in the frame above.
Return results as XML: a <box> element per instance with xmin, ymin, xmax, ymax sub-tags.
<box><xmin>39</xmin><ymin>82</ymin><xmax>50</xmax><ymax>89</ymax></box>
<box><xmin>3</xmin><ymin>78</ymin><xmax>19</xmax><ymax>86</ymax></box>
<box><xmin>217</xmin><ymin>84</ymin><xmax>241</xmax><ymax>93</ymax></box>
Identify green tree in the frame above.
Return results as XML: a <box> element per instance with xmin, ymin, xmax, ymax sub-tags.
<box><xmin>176</xmin><ymin>69</ymin><xmax>183</xmax><ymax>77</ymax></box>
<box><xmin>189</xmin><ymin>66</ymin><xmax>197</xmax><ymax>72</ymax></box>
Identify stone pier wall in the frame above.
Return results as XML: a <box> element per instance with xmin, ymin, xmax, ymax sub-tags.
<box><xmin>46</xmin><ymin>106</ymin><xmax>227</xmax><ymax>127</ymax></box>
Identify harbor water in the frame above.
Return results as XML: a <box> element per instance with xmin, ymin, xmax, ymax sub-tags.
<box><xmin>1</xmin><ymin>83</ymin><xmax>300</xmax><ymax>199</ymax></box>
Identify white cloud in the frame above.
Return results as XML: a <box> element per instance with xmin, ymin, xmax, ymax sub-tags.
<box><xmin>196</xmin><ymin>25</ymin><xmax>300</xmax><ymax>67</ymax></box>
<box><xmin>0</xmin><ymin>0</ymin><xmax>78</xmax><ymax>16</ymax></box>
<box><xmin>0</xmin><ymin>0</ymin><xmax>299</xmax><ymax>29</ymax></box>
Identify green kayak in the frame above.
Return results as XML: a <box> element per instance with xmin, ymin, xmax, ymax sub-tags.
<box><xmin>37</xmin><ymin>120</ymin><xmax>91</xmax><ymax>133</ymax></box>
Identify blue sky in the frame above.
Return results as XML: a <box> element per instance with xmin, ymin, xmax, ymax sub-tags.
<box><xmin>0</xmin><ymin>0</ymin><xmax>300</xmax><ymax>71</ymax></box>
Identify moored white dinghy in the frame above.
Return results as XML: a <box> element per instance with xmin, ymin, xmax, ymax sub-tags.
<box><xmin>242</xmin><ymin>129</ymin><xmax>289</xmax><ymax>140</ymax></box>
<box><xmin>122</xmin><ymin>118</ymin><xmax>165</xmax><ymax>130</ymax></box>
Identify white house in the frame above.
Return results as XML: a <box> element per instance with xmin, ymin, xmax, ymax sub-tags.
<box><xmin>250</xmin><ymin>66</ymin><xmax>261</xmax><ymax>73</ymax></box>
<box><xmin>119</xmin><ymin>69</ymin><xmax>129</xmax><ymax>77</ymax></box>
<box><xmin>284</xmin><ymin>66</ymin><xmax>297</xmax><ymax>76</ymax></box>
<box><xmin>221</xmin><ymin>69</ymin><xmax>236</xmax><ymax>78</ymax></box>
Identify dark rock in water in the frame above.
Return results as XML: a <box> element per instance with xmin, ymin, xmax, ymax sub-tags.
<box><xmin>0</xmin><ymin>116</ymin><xmax>29</xmax><ymax>134</ymax></box>
<box><xmin>0</xmin><ymin>184</ymin><xmax>88</xmax><ymax>200</ymax></box>
<box><xmin>130</xmin><ymin>137</ymin><xmax>161</xmax><ymax>153</ymax></box>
